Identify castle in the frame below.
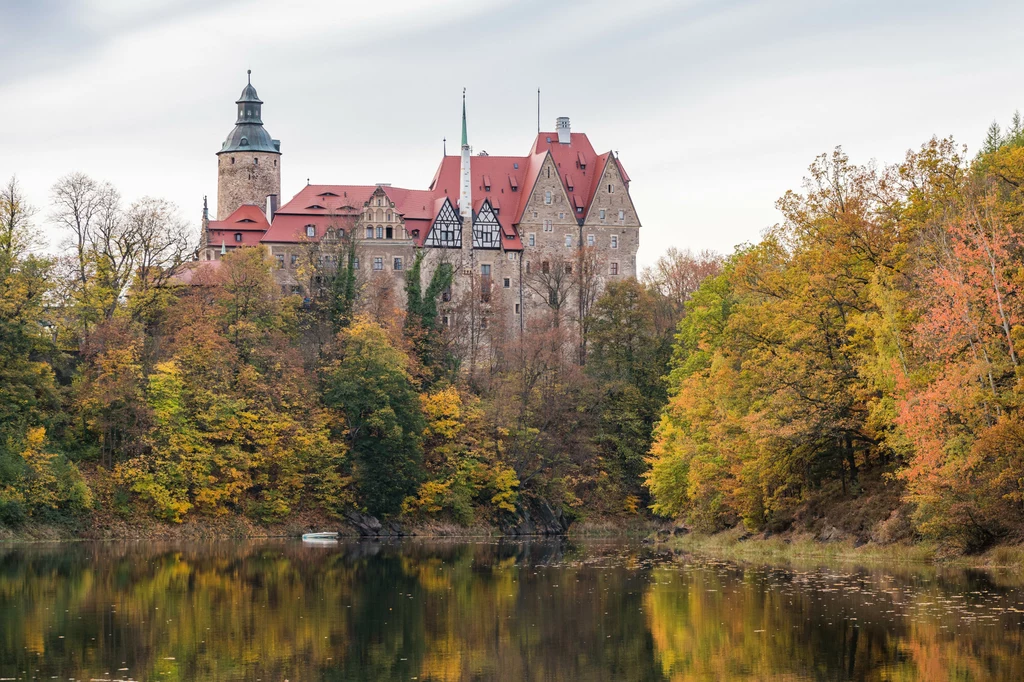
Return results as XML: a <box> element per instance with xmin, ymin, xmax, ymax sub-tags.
<box><xmin>198</xmin><ymin>72</ymin><xmax>640</xmax><ymax>347</ymax></box>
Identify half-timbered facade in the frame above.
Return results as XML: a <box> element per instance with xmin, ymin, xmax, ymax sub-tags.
<box><xmin>198</xmin><ymin>74</ymin><xmax>641</xmax><ymax>343</ymax></box>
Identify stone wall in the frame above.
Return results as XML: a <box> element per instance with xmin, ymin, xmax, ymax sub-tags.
<box><xmin>216</xmin><ymin>151</ymin><xmax>281</xmax><ymax>220</ymax></box>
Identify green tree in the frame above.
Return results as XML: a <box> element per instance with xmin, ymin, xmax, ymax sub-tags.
<box><xmin>321</xmin><ymin>317</ymin><xmax>425</xmax><ymax>516</ymax></box>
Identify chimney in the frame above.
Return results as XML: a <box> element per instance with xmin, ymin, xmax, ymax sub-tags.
<box><xmin>266</xmin><ymin>194</ymin><xmax>278</xmax><ymax>221</ymax></box>
<box><xmin>556</xmin><ymin>116</ymin><xmax>571</xmax><ymax>144</ymax></box>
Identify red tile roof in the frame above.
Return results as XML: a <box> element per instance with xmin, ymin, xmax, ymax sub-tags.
<box><xmin>169</xmin><ymin>259</ymin><xmax>223</xmax><ymax>286</ymax></box>
<box><xmin>207</xmin><ymin>130</ymin><xmax>621</xmax><ymax>255</ymax></box>
<box><xmin>207</xmin><ymin>204</ymin><xmax>270</xmax><ymax>246</ymax></box>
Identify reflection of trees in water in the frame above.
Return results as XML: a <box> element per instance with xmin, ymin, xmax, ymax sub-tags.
<box><xmin>644</xmin><ymin>561</ymin><xmax>1024</xmax><ymax>681</ymax></box>
<box><xmin>1</xmin><ymin>543</ymin><xmax>1022</xmax><ymax>681</ymax></box>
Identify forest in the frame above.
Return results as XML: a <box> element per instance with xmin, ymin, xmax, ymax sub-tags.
<box><xmin>5</xmin><ymin>112</ymin><xmax>1024</xmax><ymax>553</ymax></box>
<box><xmin>646</xmin><ymin>115</ymin><xmax>1024</xmax><ymax>552</ymax></box>
<box><xmin>0</xmin><ymin>170</ymin><xmax>715</xmax><ymax>532</ymax></box>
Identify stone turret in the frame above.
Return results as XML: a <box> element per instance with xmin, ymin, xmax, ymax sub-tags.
<box><xmin>215</xmin><ymin>70</ymin><xmax>281</xmax><ymax>220</ymax></box>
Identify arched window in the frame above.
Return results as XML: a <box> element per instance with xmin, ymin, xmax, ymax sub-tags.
<box><xmin>385</xmin><ymin>226</ymin><xmax>393</xmax><ymax>239</ymax></box>
<box><xmin>376</xmin><ymin>226</ymin><xmax>384</xmax><ymax>239</ymax></box>
<box><xmin>386</xmin><ymin>210</ymin><xmax>392</xmax><ymax>221</ymax></box>
<box><xmin>366</xmin><ymin>226</ymin><xmax>374</xmax><ymax>239</ymax></box>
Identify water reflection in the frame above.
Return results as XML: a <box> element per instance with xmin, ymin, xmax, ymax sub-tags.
<box><xmin>0</xmin><ymin>540</ymin><xmax>1022</xmax><ymax>681</ymax></box>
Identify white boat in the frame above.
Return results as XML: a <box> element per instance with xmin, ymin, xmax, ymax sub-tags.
<box><xmin>302</xmin><ymin>532</ymin><xmax>340</xmax><ymax>541</ymax></box>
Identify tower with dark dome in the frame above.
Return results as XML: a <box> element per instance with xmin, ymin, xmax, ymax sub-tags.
<box><xmin>215</xmin><ymin>71</ymin><xmax>281</xmax><ymax>220</ymax></box>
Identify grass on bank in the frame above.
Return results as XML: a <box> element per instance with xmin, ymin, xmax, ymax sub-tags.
<box><xmin>667</xmin><ymin>527</ymin><xmax>1024</xmax><ymax>570</ymax></box>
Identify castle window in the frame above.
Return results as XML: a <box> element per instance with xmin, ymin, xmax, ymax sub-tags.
<box><xmin>254</xmin><ymin>157</ymin><xmax>258</xmax><ymax>165</ymax></box>
<box><xmin>525</xmin><ymin>262</ymin><xmax>531</xmax><ymax>274</ymax></box>
<box><xmin>610</xmin><ymin>262</ymin><xmax>619</xmax><ymax>275</ymax></box>
<box><xmin>608</xmin><ymin>184</ymin><xmax>613</xmax><ymax>193</ymax></box>
<box><xmin>546</xmin><ymin>168</ymin><xmax>550</xmax><ymax>179</ymax></box>
<box><xmin>339</xmin><ymin>228</ymin><xmax>345</xmax><ymax>238</ymax></box>
<box><xmin>276</xmin><ymin>255</ymin><xmax>285</xmax><ymax>269</ymax></box>
<box><xmin>376</xmin><ymin>226</ymin><xmax>384</xmax><ymax>239</ymax></box>
<box><xmin>528</xmin><ymin>233</ymin><xmax>536</xmax><ymax>247</ymax></box>
<box><xmin>480</xmin><ymin>264</ymin><xmax>491</xmax><ymax>303</ymax></box>
<box><xmin>353</xmin><ymin>257</ymin><xmax>360</xmax><ymax>269</ymax></box>
<box><xmin>290</xmin><ymin>254</ymin><xmax>298</xmax><ymax>267</ymax></box>
<box><xmin>503</xmin><ymin>277</ymin><xmax>511</xmax><ymax>289</ymax></box>
<box><xmin>230</xmin><ymin>157</ymin><xmax>235</xmax><ymax>164</ymax></box>
<box><xmin>587</xmin><ymin>234</ymin><xmax>595</xmax><ymax>247</ymax></box>
<box><xmin>541</xmin><ymin>261</ymin><xmax>550</xmax><ymax>274</ymax></box>
<box><xmin>306</xmin><ymin>225</ymin><xmax>316</xmax><ymax>238</ymax></box>
<box><xmin>515</xmin><ymin>303</ymin><xmax>521</xmax><ymax>314</ymax></box>
<box><xmin>274</xmin><ymin>159</ymin><xmax>277</xmax><ymax>167</ymax></box>
<box><xmin>600</xmin><ymin>209</ymin><xmax>606</xmax><ymax>221</ymax></box>
<box><xmin>543</xmin><ymin>220</ymin><xmax>552</xmax><ymax>232</ymax></box>
<box><xmin>386</xmin><ymin>210</ymin><xmax>392</xmax><ymax>221</ymax></box>
<box><xmin>619</xmin><ymin>210</ymin><xmax>625</xmax><ymax>221</ymax></box>
<box><xmin>559</xmin><ymin>212</ymin><xmax>565</xmax><ymax>220</ymax></box>
<box><xmin>386</xmin><ymin>226</ymin><xmax>393</xmax><ymax>239</ymax></box>
<box><xmin>443</xmin><ymin>315</ymin><xmax>450</xmax><ymax>327</ymax></box>
<box><xmin>234</xmin><ymin>232</ymin><xmax>242</xmax><ymax>242</ymax></box>
<box><xmin>564</xmin><ymin>234</ymin><xmax>572</xmax><ymax>247</ymax></box>
<box><xmin>393</xmin><ymin>257</ymin><xmax>403</xmax><ymax>270</ymax></box>
<box><xmin>544</xmin><ymin>191</ymin><xmax>552</xmax><ymax>205</ymax></box>
<box><xmin>365</xmin><ymin>226</ymin><xmax>373</xmax><ymax>239</ymax></box>
<box><xmin>442</xmin><ymin>286</ymin><xmax>452</xmax><ymax>302</ymax></box>
<box><xmin>373</xmin><ymin>257</ymin><xmax>383</xmax><ymax>271</ymax></box>
<box><xmin>611</xmin><ymin>235</ymin><xmax>618</xmax><ymax>249</ymax></box>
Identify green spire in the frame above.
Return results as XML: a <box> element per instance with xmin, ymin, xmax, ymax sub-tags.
<box><xmin>461</xmin><ymin>88</ymin><xmax>468</xmax><ymax>147</ymax></box>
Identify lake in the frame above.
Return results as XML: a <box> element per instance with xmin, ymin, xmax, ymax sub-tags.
<box><xmin>1</xmin><ymin>538</ymin><xmax>1023</xmax><ymax>681</ymax></box>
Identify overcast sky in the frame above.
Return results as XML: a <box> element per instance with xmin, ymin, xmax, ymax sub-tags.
<box><xmin>3</xmin><ymin>0</ymin><xmax>1024</xmax><ymax>268</ymax></box>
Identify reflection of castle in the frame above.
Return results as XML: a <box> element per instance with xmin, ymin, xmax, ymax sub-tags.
<box><xmin>198</xmin><ymin>72</ymin><xmax>640</xmax><ymax>337</ymax></box>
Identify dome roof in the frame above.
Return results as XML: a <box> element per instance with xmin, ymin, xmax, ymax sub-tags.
<box><xmin>237</xmin><ymin>82</ymin><xmax>262</xmax><ymax>104</ymax></box>
<box><xmin>220</xmin><ymin>124</ymin><xmax>279</xmax><ymax>154</ymax></box>
<box><xmin>218</xmin><ymin>71</ymin><xmax>280</xmax><ymax>155</ymax></box>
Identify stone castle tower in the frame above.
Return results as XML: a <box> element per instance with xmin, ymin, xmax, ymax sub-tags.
<box><xmin>216</xmin><ymin>71</ymin><xmax>281</xmax><ymax>220</ymax></box>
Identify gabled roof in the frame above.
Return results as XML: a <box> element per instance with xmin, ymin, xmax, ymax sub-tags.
<box><xmin>215</xmin><ymin>130</ymin><xmax>624</xmax><ymax>250</ymax></box>
<box><xmin>276</xmin><ymin>184</ymin><xmax>436</xmax><ymax>221</ymax></box>
<box><xmin>207</xmin><ymin>204</ymin><xmax>270</xmax><ymax>246</ymax></box>
<box><xmin>429</xmin><ymin>155</ymin><xmax>530</xmax><ymax>221</ymax></box>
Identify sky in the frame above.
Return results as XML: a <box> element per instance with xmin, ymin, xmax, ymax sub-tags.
<box><xmin>3</xmin><ymin>0</ymin><xmax>1024</xmax><ymax>269</ymax></box>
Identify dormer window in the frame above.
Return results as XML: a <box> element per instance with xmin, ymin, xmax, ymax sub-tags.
<box><xmin>305</xmin><ymin>225</ymin><xmax>316</xmax><ymax>238</ymax></box>
<box><xmin>234</xmin><ymin>233</ymin><xmax>242</xmax><ymax>242</ymax></box>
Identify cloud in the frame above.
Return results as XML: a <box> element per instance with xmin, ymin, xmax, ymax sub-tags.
<box><xmin>3</xmin><ymin>0</ymin><xmax>1024</xmax><ymax>266</ymax></box>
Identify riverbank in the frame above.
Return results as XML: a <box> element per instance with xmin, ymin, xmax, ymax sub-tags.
<box><xmin>662</xmin><ymin>526</ymin><xmax>1024</xmax><ymax>569</ymax></box>
<box><xmin>0</xmin><ymin>508</ymin><xmax>658</xmax><ymax>544</ymax></box>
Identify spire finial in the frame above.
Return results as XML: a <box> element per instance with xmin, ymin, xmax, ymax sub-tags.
<box><xmin>461</xmin><ymin>88</ymin><xmax>468</xmax><ymax>147</ymax></box>
<box><xmin>247</xmin><ymin>69</ymin><xmax>251</xmax><ymax>85</ymax></box>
